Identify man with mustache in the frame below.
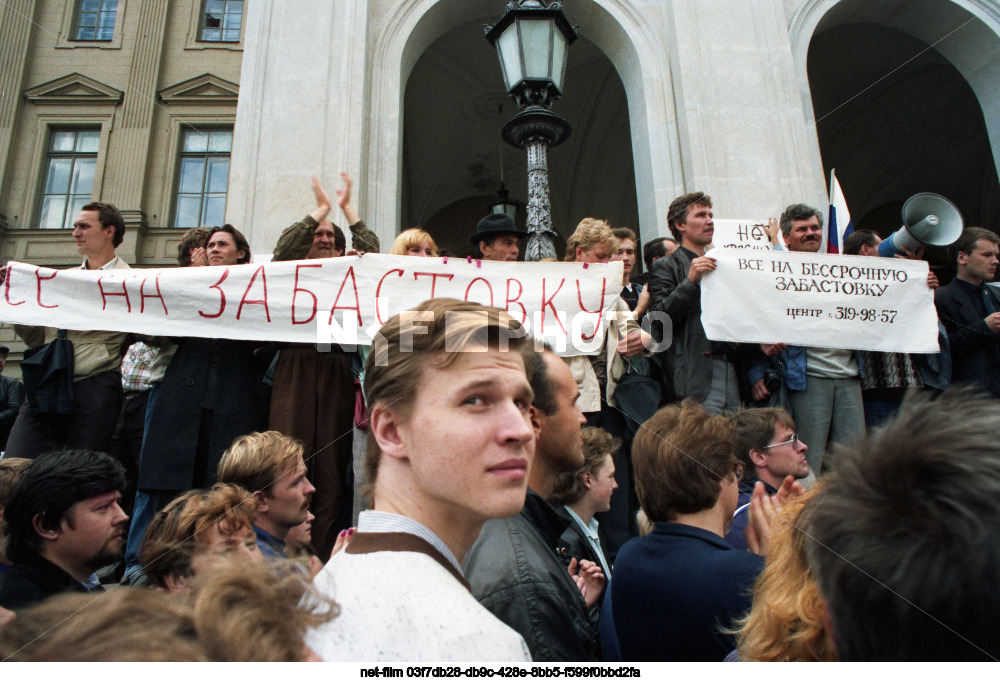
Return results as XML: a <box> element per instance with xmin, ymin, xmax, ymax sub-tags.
<box><xmin>0</xmin><ymin>450</ymin><xmax>128</xmax><ymax>611</ymax></box>
<box><xmin>647</xmin><ymin>192</ymin><xmax>744</xmax><ymax>412</ymax></box>
<box><xmin>747</xmin><ymin>204</ymin><xmax>864</xmax><ymax>473</ymax></box>
<box><xmin>217</xmin><ymin>431</ymin><xmax>316</xmax><ymax>561</ymax></box>
<box><xmin>269</xmin><ymin>174</ymin><xmax>379</xmax><ymax>560</ymax></box>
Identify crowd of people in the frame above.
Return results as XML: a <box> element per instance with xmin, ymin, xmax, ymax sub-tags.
<box><xmin>0</xmin><ymin>176</ymin><xmax>999</xmax><ymax>662</ymax></box>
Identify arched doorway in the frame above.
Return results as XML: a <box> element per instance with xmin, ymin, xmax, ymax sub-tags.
<box><xmin>364</xmin><ymin>0</ymin><xmax>684</xmax><ymax>261</ymax></box>
<box><xmin>793</xmin><ymin>0</ymin><xmax>1000</xmax><ymax>276</ymax></box>
<box><xmin>402</xmin><ymin>22</ymin><xmax>638</xmax><ymax>258</ymax></box>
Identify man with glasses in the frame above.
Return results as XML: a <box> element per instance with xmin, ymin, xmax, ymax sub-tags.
<box><xmin>725</xmin><ymin>408</ymin><xmax>809</xmax><ymax>550</ymax></box>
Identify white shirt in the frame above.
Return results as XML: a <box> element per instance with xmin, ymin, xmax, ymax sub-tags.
<box><xmin>564</xmin><ymin>506</ymin><xmax>612</xmax><ymax>579</ymax></box>
<box><xmin>80</xmin><ymin>255</ymin><xmax>120</xmax><ymax>271</ymax></box>
<box><xmin>357</xmin><ymin>510</ymin><xmax>462</xmax><ymax>573</ymax></box>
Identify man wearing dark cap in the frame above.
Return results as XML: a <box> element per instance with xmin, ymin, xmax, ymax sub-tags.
<box><xmin>471</xmin><ymin>214</ymin><xmax>528</xmax><ymax>262</ymax></box>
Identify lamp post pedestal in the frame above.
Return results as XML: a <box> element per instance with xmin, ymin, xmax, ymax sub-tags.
<box><xmin>502</xmin><ymin>106</ymin><xmax>571</xmax><ymax>261</ymax></box>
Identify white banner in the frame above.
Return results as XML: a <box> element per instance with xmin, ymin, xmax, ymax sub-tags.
<box><xmin>0</xmin><ymin>255</ymin><xmax>624</xmax><ymax>357</ymax></box>
<box><xmin>701</xmin><ymin>249</ymin><xmax>939</xmax><ymax>353</ymax></box>
<box><xmin>711</xmin><ymin>219</ymin><xmax>773</xmax><ymax>250</ymax></box>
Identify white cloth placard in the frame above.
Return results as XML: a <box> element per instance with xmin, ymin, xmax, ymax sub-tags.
<box><xmin>0</xmin><ymin>255</ymin><xmax>624</xmax><ymax>357</ymax></box>
<box><xmin>701</xmin><ymin>248</ymin><xmax>939</xmax><ymax>353</ymax></box>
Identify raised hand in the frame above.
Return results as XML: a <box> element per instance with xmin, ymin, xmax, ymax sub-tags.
<box><xmin>568</xmin><ymin>557</ymin><xmax>606</xmax><ymax>608</ymax></box>
<box><xmin>336</xmin><ymin>171</ymin><xmax>352</xmax><ymax>211</ymax></box>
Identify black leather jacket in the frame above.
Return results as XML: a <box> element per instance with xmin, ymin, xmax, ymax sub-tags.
<box><xmin>647</xmin><ymin>247</ymin><xmax>747</xmax><ymax>402</ymax></box>
<box><xmin>464</xmin><ymin>490</ymin><xmax>598</xmax><ymax>662</ymax></box>
<box><xmin>647</xmin><ymin>247</ymin><xmax>713</xmax><ymax>401</ymax></box>
<box><xmin>555</xmin><ymin>516</ymin><xmax>605</xmax><ymax>629</ymax></box>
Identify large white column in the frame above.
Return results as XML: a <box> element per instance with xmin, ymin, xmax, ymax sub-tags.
<box><xmin>664</xmin><ymin>0</ymin><xmax>827</xmax><ymax>217</ymax></box>
<box><xmin>228</xmin><ymin>0</ymin><xmax>369</xmax><ymax>256</ymax></box>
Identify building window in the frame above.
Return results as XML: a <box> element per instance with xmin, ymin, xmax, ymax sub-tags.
<box><xmin>37</xmin><ymin>129</ymin><xmax>100</xmax><ymax>230</ymax></box>
<box><xmin>199</xmin><ymin>0</ymin><xmax>243</xmax><ymax>42</ymax></box>
<box><xmin>173</xmin><ymin>128</ymin><xmax>232</xmax><ymax>228</ymax></box>
<box><xmin>73</xmin><ymin>0</ymin><xmax>118</xmax><ymax>41</ymax></box>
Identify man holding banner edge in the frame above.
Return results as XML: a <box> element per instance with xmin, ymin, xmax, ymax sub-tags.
<box><xmin>2</xmin><ymin>202</ymin><xmax>131</xmax><ymax>460</ymax></box>
<box><xmin>647</xmin><ymin>192</ymin><xmax>746</xmax><ymax>413</ymax></box>
<box><xmin>745</xmin><ymin>203</ymin><xmax>865</xmax><ymax>473</ymax></box>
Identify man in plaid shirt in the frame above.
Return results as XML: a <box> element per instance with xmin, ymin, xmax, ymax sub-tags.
<box><xmin>109</xmin><ymin>341</ymin><xmax>157</xmax><ymax>519</ymax></box>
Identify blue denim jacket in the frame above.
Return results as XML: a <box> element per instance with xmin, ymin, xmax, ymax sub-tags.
<box><xmin>746</xmin><ymin>345</ymin><xmax>865</xmax><ymax>393</ymax></box>
<box><xmin>746</xmin><ymin>345</ymin><xmax>808</xmax><ymax>392</ymax></box>
<box><xmin>254</xmin><ymin>525</ymin><xmax>287</xmax><ymax>561</ymax></box>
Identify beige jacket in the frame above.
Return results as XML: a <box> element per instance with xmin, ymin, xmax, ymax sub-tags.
<box><xmin>568</xmin><ymin>297</ymin><xmax>641</xmax><ymax>413</ymax></box>
<box><xmin>14</xmin><ymin>257</ymin><xmax>132</xmax><ymax>380</ymax></box>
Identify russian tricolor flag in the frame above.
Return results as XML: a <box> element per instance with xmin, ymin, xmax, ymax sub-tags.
<box><xmin>826</xmin><ymin>169</ymin><xmax>854</xmax><ymax>254</ymax></box>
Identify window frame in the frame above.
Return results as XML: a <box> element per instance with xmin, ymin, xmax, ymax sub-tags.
<box><xmin>71</xmin><ymin>0</ymin><xmax>119</xmax><ymax>42</ymax></box>
<box><xmin>185</xmin><ymin>0</ymin><xmax>245</xmax><ymax>51</ymax></box>
<box><xmin>169</xmin><ymin>125</ymin><xmax>235</xmax><ymax>230</ymax></box>
<box><xmin>35</xmin><ymin>128</ymin><xmax>103</xmax><ymax>231</ymax></box>
<box><xmin>56</xmin><ymin>0</ymin><xmax>125</xmax><ymax>50</ymax></box>
<box><xmin>23</xmin><ymin>115</ymin><xmax>114</xmax><ymax>232</ymax></box>
<box><xmin>197</xmin><ymin>0</ymin><xmax>244</xmax><ymax>43</ymax></box>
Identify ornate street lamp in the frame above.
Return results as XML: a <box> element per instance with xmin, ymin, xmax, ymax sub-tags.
<box><xmin>486</xmin><ymin>0</ymin><xmax>577</xmax><ymax>261</ymax></box>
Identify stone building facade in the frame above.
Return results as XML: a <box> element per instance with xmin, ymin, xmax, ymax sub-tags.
<box><xmin>2</xmin><ymin>0</ymin><xmax>999</xmax><ymax>376</ymax></box>
<box><xmin>0</xmin><ymin>0</ymin><xmax>245</xmax><ymax>374</ymax></box>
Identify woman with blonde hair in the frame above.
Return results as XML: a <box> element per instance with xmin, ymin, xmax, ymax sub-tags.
<box><xmin>564</xmin><ymin>218</ymin><xmax>618</xmax><ymax>263</ymax></box>
<box><xmin>730</xmin><ymin>486</ymin><xmax>835</xmax><ymax>661</ymax></box>
<box><xmin>563</xmin><ymin>217</ymin><xmax>646</xmax><ymax>563</ymax></box>
<box><xmin>390</xmin><ymin>228</ymin><xmax>437</xmax><ymax>257</ymax></box>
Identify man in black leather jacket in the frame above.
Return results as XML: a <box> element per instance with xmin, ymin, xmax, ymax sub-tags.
<box><xmin>647</xmin><ymin>192</ymin><xmax>746</xmax><ymax>412</ymax></box>
<box><xmin>465</xmin><ymin>349</ymin><xmax>603</xmax><ymax>662</ymax></box>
